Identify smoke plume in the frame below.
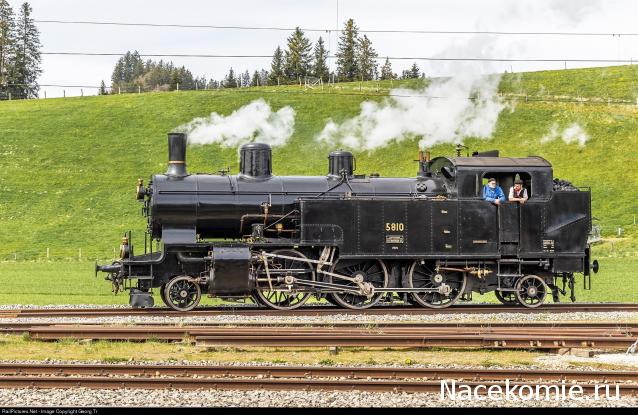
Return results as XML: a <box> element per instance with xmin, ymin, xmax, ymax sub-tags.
<box><xmin>174</xmin><ymin>99</ymin><xmax>295</xmax><ymax>147</ymax></box>
<box><xmin>316</xmin><ymin>73</ymin><xmax>506</xmax><ymax>151</ymax></box>
<box><xmin>541</xmin><ymin>123</ymin><xmax>589</xmax><ymax>147</ymax></box>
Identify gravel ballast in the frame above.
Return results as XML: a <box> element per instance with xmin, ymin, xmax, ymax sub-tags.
<box><xmin>0</xmin><ymin>387</ymin><xmax>636</xmax><ymax>407</ymax></box>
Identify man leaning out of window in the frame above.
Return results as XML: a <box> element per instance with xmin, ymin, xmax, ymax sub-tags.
<box><xmin>483</xmin><ymin>177</ymin><xmax>506</xmax><ymax>205</ymax></box>
<box><xmin>508</xmin><ymin>179</ymin><xmax>529</xmax><ymax>204</ymax></box>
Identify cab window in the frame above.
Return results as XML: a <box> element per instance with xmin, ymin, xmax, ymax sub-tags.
<box><xmin>481</xmin><ymin>172</ymin><xmax>532</xmax><ymax>199</ymax></box>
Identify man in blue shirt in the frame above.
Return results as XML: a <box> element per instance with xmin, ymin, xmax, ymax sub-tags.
<box><xmin>483</xmin><ymin>177</ymin><xmax>506</xmax><ymax>205</ymax></box>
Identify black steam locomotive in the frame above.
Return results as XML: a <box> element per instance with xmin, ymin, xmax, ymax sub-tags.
<box><xmin>96</xmin><ymin>133</ymin><xmax>599</xmax><ymax>311</ymax></box>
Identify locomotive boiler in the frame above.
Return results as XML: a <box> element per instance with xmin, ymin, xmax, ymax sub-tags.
<box><xmin>96</xmin><ymin>132</ymin><xmax>599</xmax><ymax>311</ymax></box>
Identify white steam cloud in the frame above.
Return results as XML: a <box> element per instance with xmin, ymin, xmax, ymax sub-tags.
<box><xmin>541</xmin><ymin>123</ymin><xmax>589</xmax><ymax>147</ymax></box>
<box><xmin>316</xmin><ymin>73</ymin><xmax>506</xmax><ymax>151</ymax></box>
<box><xmin>175</xmin><ymin>99</ymin><xmax>295</xmax><ymax>147</ymax></box>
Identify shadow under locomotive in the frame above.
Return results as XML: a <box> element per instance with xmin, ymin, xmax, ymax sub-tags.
<box><xmin>96</xmin><ymin>133</ymin><xmax>599</xmax><ymax>311</ymax></box>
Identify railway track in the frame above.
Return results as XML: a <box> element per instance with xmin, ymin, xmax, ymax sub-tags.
<box><xmin>3</xmin><ymin>321</ymin><xmax>638</xmax><ymax>331</ymax></box>
<box><xmin>5</xmin><ymin>323</ymin><xmax>637</xmax><ymax>350</ymax></box>
<box><xmin>0</xmin><ymin>363</ymin><xmax>637</xmax><ymax>394</ymax></box>
<box><xmin>1</xmin><ymin>303</ymin><xmax>637</xmax><ymax>318</ymax></box>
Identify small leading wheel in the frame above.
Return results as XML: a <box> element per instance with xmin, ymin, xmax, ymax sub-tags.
<box><xmin>254</xmin><ymin>249</ymin><xmax>315</xmax><ymax>310</ymax></box>
<box><xmin>408</xmin><ymin>261</ymin><xmax>467</xmax><ymax>309</ymax></box>
<box><xmin>494</xmin><ymin>290</ymin><xmax>519</xmax><ymax>306</ymax></box>
<box><xmin>329</xmin><ymin>259</ymin><xmax>388</xmax><ymax>310</ymax></box>
<box><xmin>515</xmin><ymin>275</ymin><xmax>547</xmax><ymax>308</ymax></box>
<box><xmin>164</xmin><ymin>276</ymin><xmax>201</xmax><ymax>312</ymax></box>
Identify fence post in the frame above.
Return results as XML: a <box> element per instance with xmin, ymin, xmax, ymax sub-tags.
<box><xmin>138</xmin><ymin>86</ymin><xmax>141</xmax><ymax>94</ymax></box>
<box><xmin>81</xmin><ymin>89</ymin><xmax>84</xmax><ymax>97</ymax></box>
<box><xmin>8</xmin><ymin>92</ymin><xmax>11</xmax><ymax>100</ymax></box>
<box><xmin>118</xmin><ymin>86</ymin><xmax>121</xmax><ymax>94</ymax></box>
<box><xmin>46</xmin><ymin>247</ymin><xmax>50</xmax><ymax>259</ymax></box>
<box><xmin>79</xmin><ymin>248</ymin><xmax>82</xmax><ymax>261</ymax></box>
<box><xmin>63</xmin><ymin>90</ymin><xmax>65</xmax><ymax>98</ymax></box>
<box><xmin>44</xmin><ymin>91</ymin><xmax>47</xmax><ymax>99</ymax></box>
<box><xmin>14</xmin><ymin>253</ymin><xmax>17</xmax><ymax>260</ymax></box>
<box><xmin>177</xmin><ymin>83</ymin><xmax>179</xmax><ymax>91</ymax></box>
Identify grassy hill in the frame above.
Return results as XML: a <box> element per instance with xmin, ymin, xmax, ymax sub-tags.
<box><xmin>1</xmin><ymin>66</ymin><xmax>637</xmax><ymax>261</ymax></box>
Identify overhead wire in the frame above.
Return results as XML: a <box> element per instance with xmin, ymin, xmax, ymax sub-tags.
<box><xmin>34</xmin><ymin>19</ymin><xmax>638</xmax><ymax>37</ymax></box>
<box><xmin>39</xmin><ymin>51</ymin><xmax>638</xmax><ymax>63</ymax></box>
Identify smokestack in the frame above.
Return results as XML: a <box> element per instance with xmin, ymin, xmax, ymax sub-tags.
<box><xmin>328</xmin><ymin>150</ymin><xmax>354</xmax><ymax>178</ymax></box>
<box><xmin>166</xmin><ymin>133</ymin><xmax>188</xmax><ymax>177</ymax></box>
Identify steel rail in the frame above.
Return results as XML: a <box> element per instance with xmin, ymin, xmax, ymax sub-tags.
<box><xmin>1</xmin><ymin>363</ymin><xmax>637</xmax><ymax>382</ymax></box>
<box><xmin>0</xmin><ymin>363</ymin><xmax>637</xmax><ymax>394</ymax></box>
<box><xmin>194</xmin><ymin>334</ymin><xmax>638</xmax><ymax>349</ymax></box>
<box><xmin>1</xmin><ymin>303</ymin><xmax>638</xmax><ymax>318</ymax></box>
<box><xmin>4</xmin><ymin>375</ymin><xmax>638</xmax><ymax>394</ymax></box>
<box><xmin>0</xmin><ymin>320</ymin><xmax>638</xmax><ymax>332</ymax></box>
<box><xmin>0</xmin><ymin>363</ymin><xmax>636</xmax><ymax>380</ymax></box>
<box><xmin>3</xmin><ymin>321</ymin><xmax>638</xmax><ymax>337</ymax></box>
<box><xmin>11</xmin><ymin>325</ymin><xmax>638</xmax><ymax>349</ymax></box>
<box><xmin>21</xmin><ymin>325</ymin><xmax>638</xmax><ymax>341</ymax></box>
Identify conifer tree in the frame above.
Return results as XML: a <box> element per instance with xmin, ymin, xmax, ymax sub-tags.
<box><xmin>409</xmin><ymin>62</ymin><xmax>420</xmax><ymax>79</ymax></box>
<box><xmin>251</xmin><ymin>70</ymin><xmax>260</xmax><ymax>87</ymax></box>
<box><xmin>170</xmin><ymin>69</ymin><xmax>180</xmax><ymax>90</ymax></box>
<box><xmin>283</xmin><ymin>27</ymin><xmax>312</xmax><ymax>83</ymax></box>
<box><xmin>259</xmin><ymin>69</ymin><xmax>268</xmax><ymax>86</ymax></box>
<box><xmin>356</xmin><ymin>34</ymin><xmax>378</xmax><ymax>81</ymax></box>
<box><xmin>268</xmin><ymin>46</ymin><xmax>284</xmax><ymax>85</ymax></box>
<box><xmin>336</xmin><ymin>19</ymin><xmax>360</xmax><ymax>81</ymax></box>
<box><xmin>9</xmin><ymin>2</ymin><xmax>40</xmax><ymax>98</ymax></box>
<box><xmin>380</xmin><ymin>57</ymin><xmax>395</xmax><ymax>80</ymax></box>
<box><xmin>313</xmin><ymin>36</ymin><xmax>329</xmax><ymax>81</ymax></box>
<box><xmin>0</xmin><ymin>0</ymin><xmax>15</xmax><ymax>97</ymax></box>
<box><xmin>241</xmin><ymin>70</ymin><xmax>250</xmax><ymax>87</ymax></box>
<box><xmin>224</xmin><ymin>67</ymin><xmax>237</xmax><ymax>88</ymax></box>
<box><xmin>99</xmin><ymin>80</ymin><xmax>107</xmax><ymax>95</ymax></box>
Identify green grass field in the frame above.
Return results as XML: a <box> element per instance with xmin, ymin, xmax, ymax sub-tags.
<box><xmin>1</xmin><ymin>65</ymin><xmax>637</xmax><ymax>260</ymax></box>
<box><xmin>0</xmin><ymin>65</ymin><xmax>637</xmax><ymax>305</ymax></box>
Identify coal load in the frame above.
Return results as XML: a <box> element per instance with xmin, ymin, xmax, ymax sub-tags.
<box><xmin>553</xmin><ymin>178</ymin><xmax>578</xmax><ymax>191</ymax></box>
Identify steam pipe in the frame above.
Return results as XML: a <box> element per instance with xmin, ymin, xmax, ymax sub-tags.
<box><xmin>177</xmin><ymin>252</ymin><xmax>213</xmax><ymax>263</ymax></box>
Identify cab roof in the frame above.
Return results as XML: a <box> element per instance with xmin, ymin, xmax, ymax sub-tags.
<box><xmin>450</xmin><ymin>156</ymin><xmax>552</xmax><ymax>168</ymax></box>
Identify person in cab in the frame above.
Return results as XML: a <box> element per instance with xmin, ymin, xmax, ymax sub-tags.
<box><xmin>483</xmin><ymin>177</ymin><xmax>506</xmax><ymax>205</ymax></box>
<box><xmin>508</xmin><ymin>179</ymin><xmax>529</xmax><ymax>204</ymax></box>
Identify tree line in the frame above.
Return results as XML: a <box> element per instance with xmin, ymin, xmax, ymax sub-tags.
<box><xmin>0</xmin><ymin>0</ymin><xmax>41</xmax><ymax>99</ymax></box>
<box><xmin>108</xmin><ymin>18</ymin><xmax>425</xmax><ymax>94</ymax></box>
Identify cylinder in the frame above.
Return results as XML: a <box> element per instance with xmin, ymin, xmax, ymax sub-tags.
<box><xmin>328</xmin><ymin>150</ymin><xmax>354</xmax><ymax>178</ymax></box>
<box><xmin>239</xmin><ymin>142</ymin><xmax>272</xmax><ymax>179</ymax></box>
<box><xmin>166</xmin><ymin>133</ymin><xmax>187</xmax><ymax>177</ymax></box>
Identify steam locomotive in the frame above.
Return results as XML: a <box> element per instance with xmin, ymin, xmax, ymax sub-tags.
<box><xmin>96</xmin><ymin>133</ymin><xmax>599</xmax><ymax>311</ymax></box>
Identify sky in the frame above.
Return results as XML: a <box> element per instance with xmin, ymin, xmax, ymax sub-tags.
<box><xmin>6</xmin><ymin>0</ymin><xmax>638</xmax><ymax>98</ymax></box>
